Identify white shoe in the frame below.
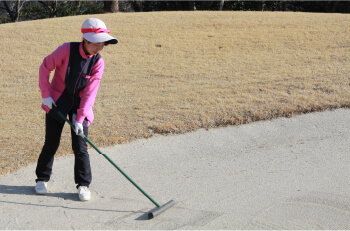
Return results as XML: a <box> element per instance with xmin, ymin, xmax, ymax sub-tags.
<box><xmin>35</xmin><ymin>181</ymin><xmax>48</xmax><ymax>194</ymax></box>
<box><xmin>78</xmin><ymin>186</ymin><xmax>91</xmax><ymax>201</ymax></box>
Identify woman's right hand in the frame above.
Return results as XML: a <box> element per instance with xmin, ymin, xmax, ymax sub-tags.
<box><xmin>42</xmin><ymin>97</ymin><xmax>57</xmax><ymax>109</ymax></box>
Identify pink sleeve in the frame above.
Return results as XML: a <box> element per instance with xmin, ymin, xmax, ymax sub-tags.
<box><xmin>76</xmin><ymin>57</ymin><xmax>105</xmax><ymax>123</ymax></box>
<box><xmin>39</xmin><ymin>43</ymin><xmax>69</xmax><ymax>98</ymax></box>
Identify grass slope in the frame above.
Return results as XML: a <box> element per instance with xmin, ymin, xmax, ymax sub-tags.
<box><xmin>0</xmin><ymin>11</ymin><xmax>349</xmax><ymax>176</ymax></box>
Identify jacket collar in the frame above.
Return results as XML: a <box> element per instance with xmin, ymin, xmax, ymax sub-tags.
<box><xmin>79</xmin><ymin>42</ymin><xmax>94</xmax><ymax>59</ymax></box>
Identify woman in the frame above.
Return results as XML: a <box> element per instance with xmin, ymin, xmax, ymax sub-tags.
<box><xmin>35</xmin><ymin>18</ymin><xmax>118</xmax><ymax>201</ymax></box>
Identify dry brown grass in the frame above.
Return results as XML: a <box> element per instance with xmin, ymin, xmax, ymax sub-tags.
<box><xmin>0</xmin><ymin>11</ymin><xmax>349</xmax><ymax>176</ymax></box>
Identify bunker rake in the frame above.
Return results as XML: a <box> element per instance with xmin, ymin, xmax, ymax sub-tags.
<box><xmin>54</xmin><ymin>107</ymin><xmax>175</xmax><ymax>219</ymax></box>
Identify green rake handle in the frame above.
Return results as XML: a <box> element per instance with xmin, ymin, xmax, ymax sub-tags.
<box><xmin>54</xmin><ymin>109</ymin><xmax>160</xmax><ymax>208</ymax></box>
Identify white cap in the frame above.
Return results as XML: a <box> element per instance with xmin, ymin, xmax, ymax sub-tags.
<box><xmin>81</xmin><ymin>18</ymin><xmax>118</xmax><ymax>44</ymax></box>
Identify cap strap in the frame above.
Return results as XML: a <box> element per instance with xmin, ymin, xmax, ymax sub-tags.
<box><xmin>81</xmin><ymin>28</ymin><xmax>110</xmax><ymax>34</ymax></box>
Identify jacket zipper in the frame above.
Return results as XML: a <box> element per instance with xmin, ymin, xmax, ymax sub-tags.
<box><xmin>67</xmin><ymin>61</ymin><xmax>89</xmax><ymax>116</ymax></box>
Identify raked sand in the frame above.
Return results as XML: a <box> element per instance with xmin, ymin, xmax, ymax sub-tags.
<box><xmin>0</xmin><ymin>109</ymin><xmax>349</xmax><ymax>229</ymax></box>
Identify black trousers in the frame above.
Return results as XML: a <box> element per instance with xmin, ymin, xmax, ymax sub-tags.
<box><xmin>35</xmin><ymin>113</ymin><xmax>91</xmax><ymax>188</ymax></box>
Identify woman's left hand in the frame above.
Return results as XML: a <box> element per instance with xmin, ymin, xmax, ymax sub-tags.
<box><xmin>74</xmin><ymin>121</ymin><xmax>84</xmax><ymax>137</ymax></box>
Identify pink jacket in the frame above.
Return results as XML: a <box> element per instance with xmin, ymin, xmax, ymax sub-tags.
<box><xmin>39</xmin><ymin>42</ymin><xmax>104</xmax><ymax>126</ymax></box>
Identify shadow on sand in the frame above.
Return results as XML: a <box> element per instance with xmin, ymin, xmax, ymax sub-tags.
<box><xmin>0</xmin><ymin>184</ymin><xmax>146</xmax><ymax>217</ymax></box>
<box><xmin>0</xmin><ymin>184</ymin><xmax>79</xmax><ymax>201</ymax></box>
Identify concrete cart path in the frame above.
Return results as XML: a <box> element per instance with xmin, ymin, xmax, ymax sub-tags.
<box><xmin>1</xmin><ymin>109</ymin><xmax>349</xmax><ymax>229</ymax></box>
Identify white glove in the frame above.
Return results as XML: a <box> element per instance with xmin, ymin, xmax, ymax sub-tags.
<box><xmin>42</xmin><ymin>97</ymin><xmax>56</xmax><ymax>109</ymax></box>
<box><xmin>74</xmin><ymin>120</ymin><xmax>84</xmax><ymax>137</ymax></box>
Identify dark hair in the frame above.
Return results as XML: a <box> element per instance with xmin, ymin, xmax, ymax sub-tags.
<box><xmin>82</xmin><ymin>38</ymin><xmax>109</xmax><ymax>46</ymax></box>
